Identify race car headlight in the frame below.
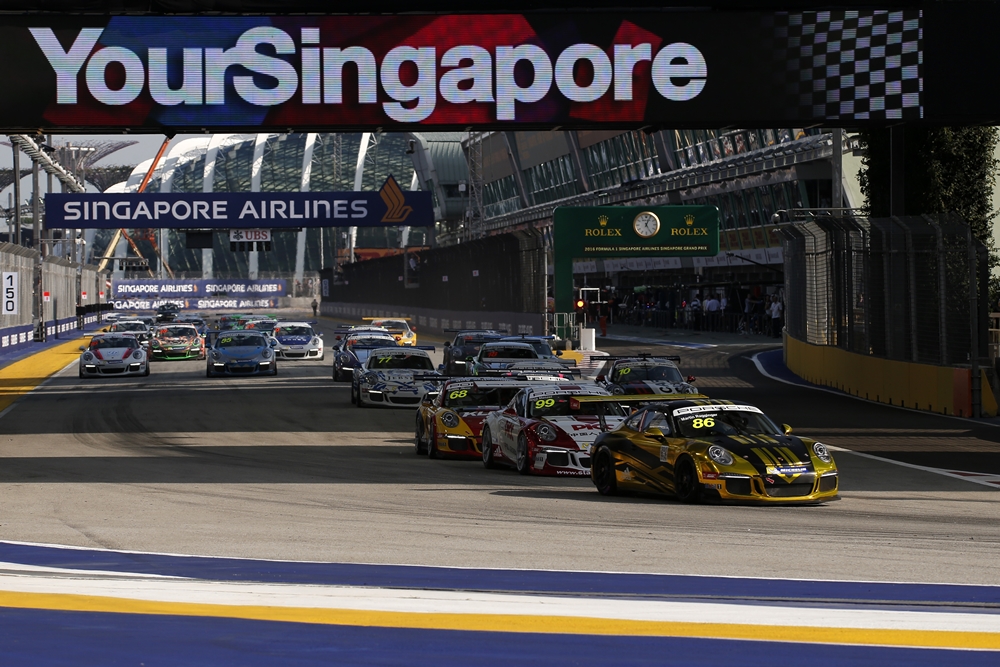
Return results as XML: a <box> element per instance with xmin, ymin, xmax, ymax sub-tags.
<box><xmin>211</xmin><ymin>351</ymin><xmax>221</xmax><ymax>360</ymax></box>
<box><xmin>536</xmin><ymin>423</ymin><xmax>558</xmax><ymax>442</ymax></box>
<box><xmin>151</xmin><ymin>340</ymin><xmax>160</xmax><ymax>347</ymax></box>
<box><xmin>364</xmin><ymin>372</ymin><xmax>378</xmax><ymax>384</ymax></box>
<box><xmin>707</xmin><ymin>445</ymin><xmax>734</xmax><ymax>466</ymax></box>
<box><xmin>812</xmin><ymin>442</ymin><xmax>833</xmax><ymax>463</ymax></box>
<box><xmin>82</xmin><ymin>353</ymin><xmax>93</xmax><ymax>361</ymax></box>
<box><xmin>441</xmin><ymin>412</ymin><xmax>460</xmax><ymax>428</ymax></box>
<box><xmin>262</xmin><ymin>349</ymin><xmax>272</xmax><ymax>358</ymax></box>
<box><xmin>132</xmin><ymin>350</ymin><xmax>144</xmax><ymax>359</ymax></box>
<box><xmin>312</xmin><ymin>337</ymin><xmax>321</xmax><ymax>345</ymax></box>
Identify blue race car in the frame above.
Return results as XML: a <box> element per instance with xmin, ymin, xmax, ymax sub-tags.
<box><xmin>206</xmin><ymin>331</ymin><xmax>278</xmax><ymax>377</ymax></box>
<box><xmin>333</xmin><ymin>331</ymin><xmax>398</xmax><ymax>381</ymax></box>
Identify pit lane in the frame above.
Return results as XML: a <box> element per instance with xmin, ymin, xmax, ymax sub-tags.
<box><xmin>0</xmin><ymin>312</ymin><xmax>997</xmax><ymax>586</ymax></box>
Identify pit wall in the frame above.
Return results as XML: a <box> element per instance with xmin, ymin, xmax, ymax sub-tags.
<box><xmin>784</xmin><ymin>335</ymin><xmax>998</xmax><ymax>418</ymax></box>
<box><xmin>320</xmin><ymin>302</ymin><xmax>544</xmax><ymax>338</ymax></box>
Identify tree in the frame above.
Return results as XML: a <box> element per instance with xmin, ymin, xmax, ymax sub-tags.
<box><xmin>857</xmin><ymin>127</ymin><xmax>1000</xmax><ymax>303</ymax></box>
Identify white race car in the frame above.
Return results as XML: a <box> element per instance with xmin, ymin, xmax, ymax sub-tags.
<box><xmin>79</xmin><ymin>334</ymin><xmax>150</xmax><ymax>378</ymax></box>
<box><xmin>351</xmin><ymin>346</ymin><xmax>440</xmax><ymax>407</ymax></box>
<box><xmin>481</xmin><ymin>384</ymin><xmax>627</xmax><ymax>476</ymax></box>
<box><xmin>272</xmin><ymin>321</ymin><xmax>324</xmax><ymax>360</ymax></box>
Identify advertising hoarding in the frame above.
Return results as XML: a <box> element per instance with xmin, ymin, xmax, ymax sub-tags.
<box><xmin>46</xmin><ymin>176</ymin><xmax>431</xmax><ymax>228</ymax></box>
<box><xmin>0</xmin><ymin>11</ymin><xmax>935</xmax><ymax>131</ymax></box>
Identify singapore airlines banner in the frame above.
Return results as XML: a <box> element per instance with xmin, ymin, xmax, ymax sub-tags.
<box><xmin>0</xmin><ymin>10</ymin><xmax>943</xmax><ymax>131</ymax></box>
<box><xmin>111</xmin><ymin>278</ymin><xmax>286</xmax><ymax>310</ymax></box>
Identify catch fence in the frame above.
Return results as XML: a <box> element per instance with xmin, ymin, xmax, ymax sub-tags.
<box><xmin>782</xmin><ymin>212</ymin><xmax>989</xmax><ymax>366</ymax></box>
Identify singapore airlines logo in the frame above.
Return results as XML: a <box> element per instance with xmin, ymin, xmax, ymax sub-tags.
<box><xmin>380</xmin><ymin>175</ymin><xmax>413</xmax><ymax>224</ymax></box>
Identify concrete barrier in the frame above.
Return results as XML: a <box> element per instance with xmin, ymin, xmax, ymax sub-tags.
<box><xmin>785</xmin><ymin>334</ymin><xmax>998</xmax><ymax>417</ymax></box>
<box><xmin>321</xmin><ymin>301</ymin><xmax>544</xmax><ymax>338</ymax></box>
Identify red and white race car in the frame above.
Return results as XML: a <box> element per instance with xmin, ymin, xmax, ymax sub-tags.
<box><xmin>415</xmin><ymin>378</ymin><xmax>557</xmax><ymax>459</ymax></box>
<box><xmin>480</xmin><ymin>384</ymin><xmax>629</xmax><ymax>476</ymax></box>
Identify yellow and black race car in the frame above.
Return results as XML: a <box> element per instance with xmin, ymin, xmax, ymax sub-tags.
<box><xmin>590</xmin><ymin>398</ymin><xmax>839</xmax><ymax>504</ymax></box>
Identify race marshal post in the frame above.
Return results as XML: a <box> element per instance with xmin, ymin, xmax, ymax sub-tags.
<box><xmin>552</xmin><ymin>206</ymin><xmax>720</xmax><ymax>314</ymax></box>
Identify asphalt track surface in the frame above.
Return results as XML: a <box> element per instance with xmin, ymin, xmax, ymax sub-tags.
<box><xmin>1</xmin><ymin>314</ymin><xmax>999</xmax><ymax>663</ymax></box>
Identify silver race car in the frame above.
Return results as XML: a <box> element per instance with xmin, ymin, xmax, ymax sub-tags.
<box><xmin>79</xmin><ymin>334</ymin><xmax>149</xmax><ymax>378</ymax></box>
<box><xmin>206</xmin><ymin>331</ymin><xmax>278</xmax><ymax>377</ymax></box>
<box><xmin>351</xmin><ymin>346</ymin><xmax>440</xmax><ymax>407</ymax></box>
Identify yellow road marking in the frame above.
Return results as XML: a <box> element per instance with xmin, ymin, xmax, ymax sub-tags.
<box><xmin>0</xmin><ymin>339</ymin><xmax>83</xmax><ymax>412</ymax></box>
<box><xmin>0</xmin><ymin>590</ymin><xmax>998</xmax><ymax>650</ymax></box>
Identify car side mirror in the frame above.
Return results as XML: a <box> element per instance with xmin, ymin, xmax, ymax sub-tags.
<box><xmin>504</xmin><ymin>406</ymin><xmax>516</xmax><ymax>415</ymax></box>
<box><xmin>783</xmin><ymin>423</ymin><xmax>793</xmax><ymax>435</ymax></box>
<box><xmin>444</xmin><ymin>341</ymin><xmax>451</xmax><ymax>347</ymax></box>
<box><xmin>465</xmin><ymin>356</ymin><xmax>474</xmax><ymax>361</ymax></box>
<box><xmin>270</xmin><ymin>339</ymin><xmax>278</xmax><ymax>348</ymax></box>
<box><xmin>595</xmin><ymin>375</ymin><xmax>605</xmax><ymax>382</ymax></box>
<box><xmin>645</xmin><ymin>427</ymin><xmax>668</xmax><ymax>441</ymax></box>
<box><xmin>686</xmin><ymin>375</ymin><xmax>697</xmax><ymax>383</ymax></box>
<box><xmin>78</xmin><ymin>346</ymin><xmax>86</xmax><ymax>351</ymax></box>
<box><xmin>318</xmin><ymin>333</ymin><xmax>324</xmax><ymax>337</ymax></box>
<box><xmin>555</xmin><ymin>350</ymin><xmax>563</xmax><ymax>356</ymax></box>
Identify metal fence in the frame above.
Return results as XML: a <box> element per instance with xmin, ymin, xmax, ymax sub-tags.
<box><xmin>0</xmin><ymin>242</ymin><xmax>37</xmax><ymax>330</ymax></box>
<box><xmin>324</xmin><ymin>232</ymin><xmax>546</xmax><ymax>314</ymax></box>
<box><xmin>782</xmin><ymin>212</ymin><xmax>989</xmax><ymax>366</ymax></box>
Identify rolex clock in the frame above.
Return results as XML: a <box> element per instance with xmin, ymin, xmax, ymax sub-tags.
<box><xmin>633</xmin><ymin>211</ymin><xmax>660</xmax><ymax>238</ymax></box>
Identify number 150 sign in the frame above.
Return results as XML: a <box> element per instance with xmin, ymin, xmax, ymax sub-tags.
<box><xmin>3</xmin><ymin>272</ymin><xmax>17</xmax><ymax>315</ymax></box>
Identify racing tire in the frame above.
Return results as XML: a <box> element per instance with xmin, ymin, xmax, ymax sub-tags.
<box><xmin>350</xmin><ymin>384</ymin><xmax>357</xmax><ymax>404</ymax></box>
<box><xmin>674</xmin><ymin>456</ymin><xmax>702</xmax><ymax>504</ymax></box>
<box><xmin>78</xmin><ymin>368</ymin><xmax>85</xmax><ymax>379</ymax></box>
<box><xmin>515</xmin><ymin>433</ymin><xmax>531</xmax><ymax>475</ymax></box>
<box><xmin>143</xmin><ymin>363</ymin><xmax>150</xmax><ymax>377</ymax></box>
<box><xmin>481</xmin><ymin>426</ymin><xmax>497</xmax><ymax>469</ymax></box>
<box><xmin>206</xmin><ymin>366</ymin><xmax>213</xmax><ymax>378</ymax></box>
<box><xmin>427</xmin><ymin>424</ymin><xmax>439</xmax><ymax>459</ymax></box>
<box><xmin>414</xmin><ymin>415</ymin><xmax>427</xmax><ymax>455</ymax></box>
<box><xmin>271</xmin><ymin>363</ymin><xmax>278</xmax><ymax>376</ymax></box>
<box><xmin>592</xmin><ymin>446</ymin><xmax>619</xmax><ymax>496</ymax></box>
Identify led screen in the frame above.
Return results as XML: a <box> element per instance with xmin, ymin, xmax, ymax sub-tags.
<box><xmin>0</xmin><ymin>11</ymin><xmax>929</xmax><ymax>131</ymax></box>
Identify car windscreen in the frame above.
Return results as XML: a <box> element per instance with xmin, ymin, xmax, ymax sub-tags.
<box><xmin>216</xmin><ymin>335</ymin><xmax>266</xmax><ymax>348</ymax></box>
<box><xmin>347</xmin><ymin>336</ymin><xmax>396</xmax><ymax>347</ymax></box>
<box><xmin>525</xmin><ymin>341</ymin><xmax>554</xmax><ymax>356</ymax></box>
<box><xmin>368</xmin><ymin>354</ymin><xmax>433</xmax><ymax>370</ymax></box>
<box><xmin>457</xmin><ymin>335</ymin><xmax>501</xmax><ymax>346</ymax></box>
<box><xmin>91</xmin><ymin>338</ymin><xmax>137</xmax><ymax>349</ymax></box>
<box><xmin>376</xmin><ymin>320</ymin><xmax>409</xmax><ymax>330</ymax></box>
<box><xmin>481</xmin><ymin>347</ymin><xmax>536</xmax><ymax>359</ymax></box>
<box><xmin>529</xmin><ymin>395</ymin><xmax>625</xmax><ymax>418</ymax></box>
<box><xmin>275</xmin><ymin>326</ymin><xmax>313</xmax><ymax>336</ymax></box>
<box><xmin>673</xmin><ymin>407</ymin><xmax>781</xmax><ymax>438</ymax></box>
<box><xmin>116</xmin><ymin>322</ymin><xmax>146</xmax><ymax>331</ymax></box>
<box><xmin>157</xmin><ymin>327</ymin><xmax>197</xmax><ymax>338</ymax></box>
<box><xmin>613</xmin><ymin>364</ymin><xmax>683</xmax><ymax>383</ymax></box>
<box><xmin>249</xmin><ymin>321</ymin><xmax>276</xmax><ymax>331</ymax></box>
<box><xmin>442</xmin><ymin>386</ymin><xmax>522</xmax><ymax>408</ymax></box>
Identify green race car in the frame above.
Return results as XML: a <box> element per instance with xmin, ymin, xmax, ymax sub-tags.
<box><xmin>150</xmin><ymin>324</ymin><xmax>206</xmax><ymax>361</ymax></box>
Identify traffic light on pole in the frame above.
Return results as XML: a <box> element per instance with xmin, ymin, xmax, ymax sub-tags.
<box><xmin>575</xmin><ymin>298</ymin><xmax>586</xmax><ymax>310</ymax></box>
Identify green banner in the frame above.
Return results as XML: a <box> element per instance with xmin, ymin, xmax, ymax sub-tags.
<box><xmin>553</xmin><ymin>205</ymin><xmax>719</xmax><ymax>313</ymax></box>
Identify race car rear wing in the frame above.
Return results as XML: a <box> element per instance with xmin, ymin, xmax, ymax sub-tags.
<box><xmin>443</xmin><ymin>328</ymin><xmax>509</xmax><ymax>334</ymax></box>
<box><xmin>569</xmin><ymin>393</ymin><xmax>708</xmax><ymax>431</ymax></box>
<box><xmin>349</xmin><ymin>345</ymin><xmax>436</xmax><ymax>351</ymax></box>
<box><xmin>598</xmin><ymin>354</ymin><xmax>682</xmax><ymax>363</ymax></box>
<box><xmin>363</xmin><ymin>316</ymin><xmax>411</xmax><ymax>321</ymax></box>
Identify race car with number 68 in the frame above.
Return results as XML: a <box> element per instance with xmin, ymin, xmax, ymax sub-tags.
<box><xmin>590</xmin><ymin>398</ymin><xmax>839</xmax><ymax>504</ymax></box>
<box><xmin>415</xmin><ymin>378</ymin><xmax>560</xmax><ymax>459</ymax></box>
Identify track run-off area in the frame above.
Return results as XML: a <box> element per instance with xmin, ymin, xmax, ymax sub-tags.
<box><xmin>1</xmin><ymin>311</ymin><xmax>999</xmax><ymax>665</ymax></box>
